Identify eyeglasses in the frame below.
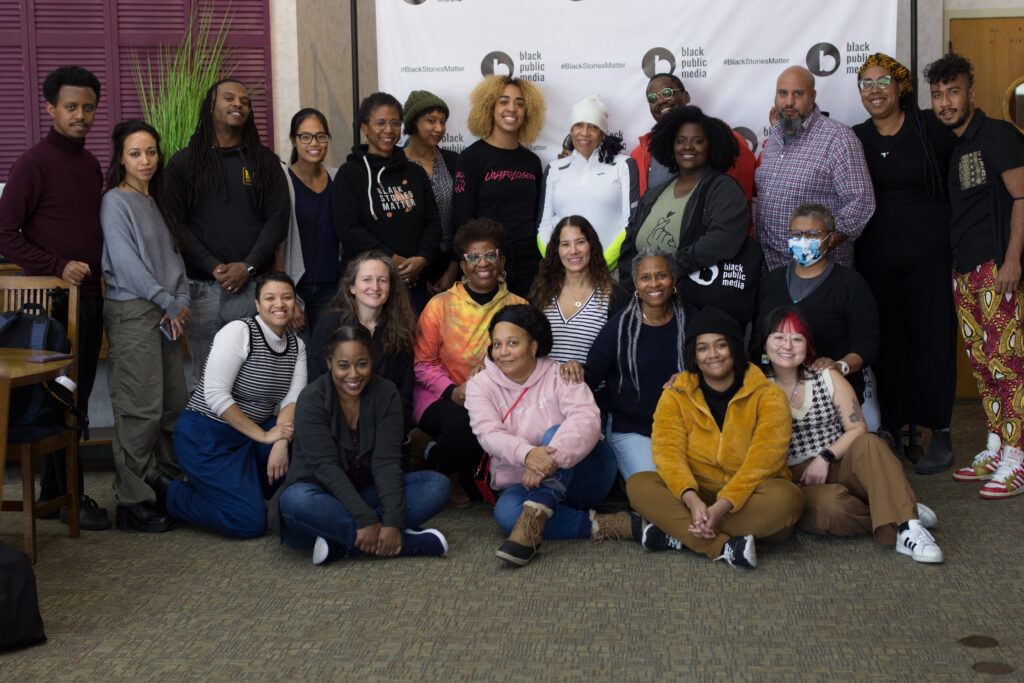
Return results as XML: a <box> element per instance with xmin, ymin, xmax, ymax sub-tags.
<box><xmin>296</xmin><ymin>132</ymin><xmax>330</xmax><ymax>144</ymax></box>
<box><xmin>647</xmin><ymin>87</ymin><xmax>683</xmax><ymax>103</ymax></box>
<box><xmin>858</xmin><ymin>75</ymin><xmax>893</xmax><ymax>92</ymax></box>
<box><xmin>371</xmin><ymin>119</ymin><xmax>402</xmax><ymax>131</ymax></box>
<box><xmin>768</xmin><ymin>332</ymin><xmax>807</xmax><ymax>345</ymax></box>
<box><xmin>788</xmin><ymin>229</ymin><xmax>830</xmax><ymax>239</ymax></box>
<box><xmin>463</xmin><ymin>249</ymin><xmax>500</xmax><ymax>265</ymax></box>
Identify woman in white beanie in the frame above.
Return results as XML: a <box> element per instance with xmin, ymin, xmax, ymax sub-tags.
<box><xmin>537</xmin><ymin>94</ymin><xmax>638</xmax><ymax>272</ymax></box>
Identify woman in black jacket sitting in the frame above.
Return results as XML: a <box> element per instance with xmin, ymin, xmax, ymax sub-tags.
<box><xmin>268</xmin><ymin>326</ymin><xmax>450</xmax><ymax>564</ymax></box>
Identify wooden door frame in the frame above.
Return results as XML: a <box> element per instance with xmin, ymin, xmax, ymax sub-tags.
<box><xmin>945</xmin><ymin>8</ymin><xmax>1024</xmax><ymax>52</ymax></box>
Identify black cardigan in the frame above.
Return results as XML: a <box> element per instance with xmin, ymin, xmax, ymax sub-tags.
<box><xmin>267</xmin><ymin>373</ymin><xmax>406</xmax><ymax>536</ymax></box>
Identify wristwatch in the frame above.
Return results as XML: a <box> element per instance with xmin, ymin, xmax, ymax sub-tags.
<box><xmin>835</xmin><ymin>360</ymin><xmax>850</xmax><ymax>376</ymax></box>
<box><xmin>245</xmin><ymin>263</ymin><xmax>256</xmax><ymax>278</ymax></box>
<box><xmin>819</xmin><ymin>448</ymin><xmax>837</xmax><ymax>464</ymax></box>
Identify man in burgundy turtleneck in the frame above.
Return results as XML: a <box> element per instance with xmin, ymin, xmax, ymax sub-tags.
<box><xmin>0</xmin><ymin>65</ymin><xmax>111</xmax><ymax>530</ymax></box>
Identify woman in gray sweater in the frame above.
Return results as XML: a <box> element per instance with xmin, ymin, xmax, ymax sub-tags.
<box><xmin>100</xmin><ymin>119</ymin><xmax>189</xmax><ymax>534</ymax></box>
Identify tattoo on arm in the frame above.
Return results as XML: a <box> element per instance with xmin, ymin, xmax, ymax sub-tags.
<box><xmin>848</xmin><ymin>398</ymin><xmax>863</xmax><ymax>423</ymax></box>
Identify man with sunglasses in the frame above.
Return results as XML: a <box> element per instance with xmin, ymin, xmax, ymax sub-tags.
<box><xmin>630</xmin><ymin>73</ymin><xmax>755</xmax><ymax>203</ymax></box>
<box><xmin>755</xmin><ymin>66</ymin><xmax>875</xmax><ymax>271</ymax></box>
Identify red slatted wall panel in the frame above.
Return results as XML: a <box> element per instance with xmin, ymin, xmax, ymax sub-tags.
<box><xmin>0</xmin><ymin>0</ymin><xmax>273</xmax><ymax>184</ymax></box>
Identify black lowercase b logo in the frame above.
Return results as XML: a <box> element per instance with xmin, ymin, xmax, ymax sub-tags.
<box><xmin>641</xmin><ymin>48</ymin><xmax>675</xmax><ymax>79</ymax></box>
<box><xmin>806</xmin><ymin>43</ymin><xmax>840</xmax><ymax>76</ymax></box>
<box><xmin>481</xmin><ymin>52</ymin><xmax>514</xmax><ymax>77</ymax></box>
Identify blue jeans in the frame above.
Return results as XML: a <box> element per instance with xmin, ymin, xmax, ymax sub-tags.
<box><xmin>168</xmin><ymin>410</ymin><xmax>284</xmax><ymax>538</ymax></box>
<box><xmin>278</xmin><ymin>471</ymin><xmax>450</xmax><ymax>557</ymax></box>
<box><xmin>607</xmin><ymin>431</ymin><xmax>656</xmax><ymax>482</ymax></box>
<box><xmin>493</xmin><ymin>425</ymin><xmax>617</xmax><ymax>540</ymax></box>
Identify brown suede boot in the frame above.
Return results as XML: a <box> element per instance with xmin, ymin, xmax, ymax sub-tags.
<box><xmin>495</xmin><ymin>500</ymin><xmax>552</xmax><ymax>566</ymax></box>
<box><xmin>590</xmin><ymin>511</ymin><xmax>643</xmax><ymax>542</ymax></box>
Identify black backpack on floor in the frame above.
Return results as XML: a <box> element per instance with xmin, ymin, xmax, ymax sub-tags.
<box><xmin>0</xmin><ymin>301</ymin><xmax>87</xmax><ymax>442</ymax></box>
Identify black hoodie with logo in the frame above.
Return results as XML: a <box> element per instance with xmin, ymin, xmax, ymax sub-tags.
<box><xmin>332</xmin><ymin>144</ymin><xmax>441</xmax><ymax>266</ymax></box>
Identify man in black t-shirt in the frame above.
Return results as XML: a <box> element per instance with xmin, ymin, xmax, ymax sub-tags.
<box><xmin>924</xmin><ymin>53</ymin><xmax>1024</xmax><ymax>499</ymax></box>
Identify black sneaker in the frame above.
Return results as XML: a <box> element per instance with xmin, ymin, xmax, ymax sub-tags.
<box><xmin>495</xmin><ymin>539</ymin><xmax>536</xmax><ymax>566</ymax></box>
<box><xmin>399</xmin><ymin>528</ymin><xmax>448</xmax><ymax>557</ymax></box>
<box><xmin>641</xmin><ymin>523</ymin><xmax>686</xmax><ymax>552</ymax></box>
<box><xmin>714</xmin><ymin>534</ymin><xmax>757</xmax><ymax>569</ymax></box>
<box><xmin>60</xmin><ymin>495</ymin><xmax>112</xmax><ymax>531</ymax></box>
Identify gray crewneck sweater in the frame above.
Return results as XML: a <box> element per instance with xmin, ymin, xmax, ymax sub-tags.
<box><xmin>100</xmin><ymin>189</ymin><xmax>189</xmax><ymax>317</ymax></box>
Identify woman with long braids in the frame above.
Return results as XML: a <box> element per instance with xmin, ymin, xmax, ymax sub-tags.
<box><xmin>851</xmin><ymin>53</ymin><xmax>957</xmax><ymax>473</ymax></box>
<box><xmin>531</xmin><ymin>216</ymin><xmax>629</xmax><ymax>369</ymax></box>
<box><xmin>166</xmin><ymin>79</ymin><xmax>290</xmax><ymax>387</ymax></box>
<box><xmin>536</xmin><ymin>95</ymin><xmax>638</xmax><ymax>271</ymax></box>
<box><xmin>101</xmin><ymin>119</ymin><xmax>189</xmax><ymax>533</ymax></box>
<box><xmin>583</xmin><ymin>246</ymin><xmax>694</xmax><ymax>484</ymax></box>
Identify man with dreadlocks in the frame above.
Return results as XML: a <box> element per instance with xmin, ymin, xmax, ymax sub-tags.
<box><xmin>166</xmin><ymin>79</ymin><xmax>290</xmax><ymax>387</ymax></box>
<box><xmin>852</xmin><ymin>53</ymin><xmax>957</xmax><ymax>474</ymax></box>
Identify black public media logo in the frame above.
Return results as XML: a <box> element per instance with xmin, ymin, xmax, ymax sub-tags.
<box><xmin>481</xmin><ymin>51</ymin><xmax>514</xmax><ymax>77</ymax></box>
<box><xmin>641</xmin><ymin>47</ymin><xmax>675</xmax><ymax>79</ymax></box>
<box><xmin>806</xmin><ymin>43</ymin><xmax>840</xmax><ymax>76</ymax></box>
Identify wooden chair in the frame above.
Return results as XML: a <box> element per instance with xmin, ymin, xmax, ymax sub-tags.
<box><xmin>0</xmin><ymin>276</ymin><xmax>80</xmax><ymax>562</ymax></box>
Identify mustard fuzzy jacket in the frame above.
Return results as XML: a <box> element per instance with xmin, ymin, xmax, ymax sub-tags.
<box><xmin>651</xmin><ymin>363</ymin><xmax>792</xmax><ymax>512</ymax></box>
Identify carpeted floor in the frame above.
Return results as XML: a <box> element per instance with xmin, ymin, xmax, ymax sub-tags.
<box><xmin>2</xmin><ymin>401</ymin><xmax>1021</xmax><ymax>680</ymax></box>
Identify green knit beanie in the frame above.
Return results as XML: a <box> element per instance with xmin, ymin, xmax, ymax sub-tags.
<box><xmin>403</xmin><ymin>90</ymin><xmax>449</xmax><ymax>131</ymax></box>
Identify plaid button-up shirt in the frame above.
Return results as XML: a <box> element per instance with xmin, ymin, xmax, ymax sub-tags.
<box><xmin>754</xmin><ymin>106</ymin><xmax>875</xmax><ymax>271</ymax></box>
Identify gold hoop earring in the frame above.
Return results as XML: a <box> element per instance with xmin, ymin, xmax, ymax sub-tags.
<box><xmin>461</xmin><ymin>274</ymin><xmax>469</xmax><ymax>285</ymax></box>
<box><xmin>499</xmin><ymin>270</ymin><xmax>507</xmax><ymax>283</ymax></box>
<box><xmin>634</xmin><ymin>290</ymin><xmax>640</xmax><ymax>299</ymax></box>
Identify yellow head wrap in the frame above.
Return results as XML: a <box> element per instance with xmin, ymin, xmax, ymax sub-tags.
<box><xmin>857</xmin><ymin>53</ymin><xmax>913</xmax><ymax>94</ymax></box>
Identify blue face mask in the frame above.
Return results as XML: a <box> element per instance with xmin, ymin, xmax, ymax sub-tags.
<box><xmin>788</xmin><ymin>236</ymin><xmax>824</xmax><ymax>267</ymax></box>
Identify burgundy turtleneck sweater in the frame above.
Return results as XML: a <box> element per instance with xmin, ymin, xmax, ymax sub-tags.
<box><xmin>0</xmin><ymin>127</ymin><xmax>103</xmax><ymax>297</ymax></box>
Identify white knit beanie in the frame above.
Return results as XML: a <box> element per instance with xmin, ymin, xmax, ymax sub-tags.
<box><xmin>570</xmin><ymin>95</ymin><xmax>608</xmax><ymax>133</ymax></box>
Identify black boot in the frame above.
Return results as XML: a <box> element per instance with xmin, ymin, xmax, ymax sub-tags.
<box><xmin>916</xmin><ymin>429</ymin><xmax>954</xmax><ymax>474</ymax></box>
<box><xmin>144</xmin><ymin>469</ymin><xmax>173</xmax><ymax>507</ymax></box>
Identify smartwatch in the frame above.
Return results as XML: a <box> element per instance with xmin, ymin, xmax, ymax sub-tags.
<box><xmin>836</xmin><ymin>360</ymin><xmax>850</xmax><ymax>376</ymax></box>
<box><xmin>819</xmin><ymin>448</ymin><xmax>837</xmax><ymax>464</ymax></box>
<box><xmin>245</xmin><ymin>263</ymin><xmax>256</xmax><ymax>278</ymax></box>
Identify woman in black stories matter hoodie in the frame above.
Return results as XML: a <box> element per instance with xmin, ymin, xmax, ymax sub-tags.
<box><xmin>333</xmin><ymin>92</ymin><xmax>441</xmax><ymax>313</ymax></box>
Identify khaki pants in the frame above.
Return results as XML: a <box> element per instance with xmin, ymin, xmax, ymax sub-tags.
<box><xmin>104</xmin><ymin>299</ymin><xmax>187</xmax><ymax>505</ymax></box>
<box><xmin>626</xmin><ymin>472</ymin><xmax>804</xmax><ymax>558</ymax></box>
<box><xmin>789</xmin><ymin>432</ymin><xmax>916</xmax><ymax>545</ymax></box>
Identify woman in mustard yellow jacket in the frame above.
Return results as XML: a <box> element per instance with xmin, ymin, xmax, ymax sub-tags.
<box><xmin>626</xmin><ymin>307</ymin><xmax>803</xmax><ymax>569</ymax></box>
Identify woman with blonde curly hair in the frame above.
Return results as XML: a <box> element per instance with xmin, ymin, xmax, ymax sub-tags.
<box><xmin>453</xmin><ymin>76</ymin><xmax>546</xmax><ymax>297</ymax></box>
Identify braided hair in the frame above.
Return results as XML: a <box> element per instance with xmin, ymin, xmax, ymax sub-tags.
<box><xmin>184</xmin><ymin>79</ymin><xmax>278</xmax><ymax>209</ymax></box>
<box><xmin>616</xmin><ymin>246</ymin><xmax>687</xmax><ymax>395</ymax></box>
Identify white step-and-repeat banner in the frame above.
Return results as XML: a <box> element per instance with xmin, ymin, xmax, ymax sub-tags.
<box><xmin>376</xmin><ymin>0</ymin><xmax>897</xmax><ymax>167</ymax></box>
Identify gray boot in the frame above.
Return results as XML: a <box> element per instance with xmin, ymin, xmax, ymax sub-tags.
<box><xmin>916</xmin><ymin>429</ymin><xmax>954</xmax><ymax>474</ymax></box>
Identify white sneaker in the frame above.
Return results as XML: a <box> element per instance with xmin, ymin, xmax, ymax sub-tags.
<box><xmin>979</xmin><ymin>446</ymin><xmax>1024</xmax><ymax>499</ymax></box>
<box><xmin>916</xmin><ymin>503</ymin><xmax>937</xmax><ymax>529</ymax></box>
<box><xmin>896</xmin><ymin>520</ymin><xmax>943</xmax><ymax>563</ymax></box>
<box><xmin>952</xmin><ymin>433</ymin><xmax>1002</xmax><ymax>481</ymax></box>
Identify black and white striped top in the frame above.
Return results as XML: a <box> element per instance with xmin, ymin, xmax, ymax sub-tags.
<box><xmin>543</xmin><ymin>287</ymin><xmax>612</xmax><ymax>365</ymax></box>
<box><xmin>187</xmin><ymin>317</ymin><xmax>300</xmax><ymax>425</ymax></box>
<box><xmin>787</xmin><ymin>369</ymin><xmax>844</xmax><ymax>467</ymax></box>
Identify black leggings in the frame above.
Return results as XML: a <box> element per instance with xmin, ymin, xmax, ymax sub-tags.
<box><xmin>418</xmin><ymin>398</ymin><xmax>482</xmax><ymax>498</ymax></box>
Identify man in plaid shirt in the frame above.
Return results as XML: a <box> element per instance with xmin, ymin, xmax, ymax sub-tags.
<box><xmin>755</xmin><ymin>66</ymin><xmax>875</xmax><ymax>271</ymax></box>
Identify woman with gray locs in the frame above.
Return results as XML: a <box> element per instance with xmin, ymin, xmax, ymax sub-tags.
<box><xmin>101</xmin><ymin>119</ymin><xmax>189</xmax><ymax>534</ymax></box>
<box><xmin>269</xmin><ymin>325</ymin><xmax>450</xmax><ymax>564</ymax></box>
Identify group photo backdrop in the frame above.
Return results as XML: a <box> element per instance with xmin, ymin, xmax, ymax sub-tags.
<box><xmin>376</xmin><ymin>0</ymin><xmax>898</xmax><ymax>165</ymax></box>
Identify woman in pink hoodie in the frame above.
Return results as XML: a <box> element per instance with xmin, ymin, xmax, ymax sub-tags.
<box><xmin>466</xmin><ymin>305</ymin><xmax>641</xmax><ymax>566</ymax></box>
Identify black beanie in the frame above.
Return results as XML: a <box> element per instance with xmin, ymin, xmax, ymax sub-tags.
<box><xmin>686</xmin><ymin>306</ymin><xmax>743</xmax><ymax>345</ymax></box>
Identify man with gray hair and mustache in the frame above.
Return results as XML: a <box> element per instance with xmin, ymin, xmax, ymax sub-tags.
<box><xmin>755</xmin><ymin>66</ymin><xmax>875</xmax><ymax>271</ymax></box>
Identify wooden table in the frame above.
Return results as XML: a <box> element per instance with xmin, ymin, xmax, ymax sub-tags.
<box><xmin>0</xmin><ymin>348</ymin><xmax>74</xmax><ymax>510</ymax></box>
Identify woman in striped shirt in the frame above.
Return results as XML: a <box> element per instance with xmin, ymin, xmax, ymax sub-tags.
<box><xmin>150</xmin><ymin>272</ymin><xmax>308</xmax><ymax>538</ymax></box>
<box><xmin>531</xmin><ymin>216</ymin><xmax>628</xmax><ymax>370</ymax></box>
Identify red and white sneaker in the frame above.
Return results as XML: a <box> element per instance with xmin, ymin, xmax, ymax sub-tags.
<box><xmin>979</xmin><ymin>445</ymin><xmax>1024</xmax><ymax>499</ymax></box>
<box><xmin>952</xmin><ymin>433</ymin><xmax>1001</xmax><ymax>482</ymax></box>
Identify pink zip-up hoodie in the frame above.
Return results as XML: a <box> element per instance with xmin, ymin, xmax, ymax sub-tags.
<box><xmin>466</xmin><ymin>356</ymin><xmax>601</xmax><ymax>491</ymax></box>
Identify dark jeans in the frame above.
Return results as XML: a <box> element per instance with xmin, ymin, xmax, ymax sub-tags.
<box><xmin>418</xmin><ymin>398</ymin><xmax>481</xmax><ymax>498</ymax></box>
<box><xmin>296</xmin><ymin>280</ymin><xmax>337</xmax><ymax>336</ymax></box>
<box><xmin>40</xmin><ymin>294</ymin><xmax>103</xmax><ymax>500</ymax></box>
<box><xmin>278</xmin><ymin>471</ymin><xmax>450</xmax><ymax>556</ymax></box>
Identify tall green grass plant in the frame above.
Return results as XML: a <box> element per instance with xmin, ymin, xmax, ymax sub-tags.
<box><xmin>130</xmin><ymin>6</ymin><xmax>235</xmax><ymax>157</ymax></box>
